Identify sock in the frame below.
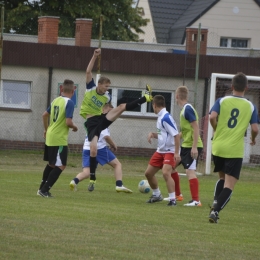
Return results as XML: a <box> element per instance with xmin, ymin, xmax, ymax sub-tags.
<box><xmin>39</xmin><ymin>164</ymin><xmax>53</xmax><ymax>190</ymax></box>
<box><xmin>169</xmin><ymin>192</ymin><xmax>176</xmax><ymax>200</ymax></box>
<box><xmin>214</xmin><ymin>187</ymin><xmax>232</xmax><ymax>213</ymax></box>
<box><xmin>73</xmin><ymin>178</ymin><xmax>79</xmax><ymax>184</ymax></box>
<box><xmin>90</xmin><ymin>156</ymin><xmax>96</xmax><ymax>181</ymax></box>
<box><xmin>125</xmin><ymin>97</ymin><xmax>146</xmax><ymax>111</ymax></box>
<box><xmin>214</xmin><ymin>179</ymin><xmax>225</xmax><ymax>201</ymax></box>
<box><xmin>152</xmin><ymin>188</ymin><xmax>160</xmax><ymax>197</ymax></box>
<box><xmin>189</xmin><ymin>178</ymin><xmax>199</xmax><ymax>202</ymax></box>
<box><xmin>171</xmin><ymin>172</ymin><xmax>181</xmax><ymax>196</ymax></box>
<box><xmin>41</xmin><ymin>167</ymin><xmax>62</xmax><ymax>193</ymax></box>
<box><xmin>116</xmin><ymin>180</ymin><xmax>123</xmax><ymax>187</ymax></box>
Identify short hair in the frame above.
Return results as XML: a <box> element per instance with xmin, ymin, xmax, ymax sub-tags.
<box><xmin>62</xmin><ymin>79</ymin><xmax>74</xmax><ymax>93</ymax></box>
<box><xmin>98</xmin><ymin>76</ymin><xmax>111</xmax><ymax>85</ymax></box>
<box><xmin>176</xmin><ymin>86</ymin><xmax>188</xmax><ymax>100</ymax></box>
<box><xmin>152</xmin><ymin>95</ymin><xmax>165</xmax><ymax>107</ymax></box>
<box><xmin>232</xmin><ymin>72</ymin><xmax>248</xmax><ymax>92</ymax></box>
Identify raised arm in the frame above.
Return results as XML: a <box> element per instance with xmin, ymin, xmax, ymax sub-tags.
<box><xmin>86</xmin><ymin>48</ymin><xmax>101</xmax><ymax>84</ymax></box>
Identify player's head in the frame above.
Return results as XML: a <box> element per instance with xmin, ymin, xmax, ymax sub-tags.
<box><xmin>232</xmin><ymin>72</ymin><xmax>248</xmax><ymax>92</ymax></box>
<box><xmin>152</xmin><ymin>95</ymin><xmax>165</xmax><ymax>114</ymax></box>
<box><xmin>176</xmin><ymin>86</ymin><xmax>188</xmax><ymax>102</ymax></box>
<box><xmin>97</xmin><ymin>76</ymin><xmax>111</xmax><ymax>94</ymax></box>
<box><xmin>62</xmin><ymin>79</ymin><xmax>75</xmax><ymax>96</ymax></box>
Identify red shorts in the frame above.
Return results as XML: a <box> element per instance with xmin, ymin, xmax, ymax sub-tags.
<box><xmin>149</xmin><ymin>152</ymin><xmax>175</xmax><ymax>169</ymax></box>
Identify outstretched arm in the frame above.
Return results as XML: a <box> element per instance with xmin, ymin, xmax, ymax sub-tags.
<box><xmin>86</xmin><ymin>49</ymin><xmax>101</xmax><ymax>84</ymax></box>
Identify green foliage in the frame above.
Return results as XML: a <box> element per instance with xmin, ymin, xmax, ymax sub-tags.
<box><xmin>1</xmin><ymin>150</ymin><xmax>260</xmax><ymax>259</ymax></box>
<box><xmin>4</xmin><ymin>0</ymin><xmax>149</xmax><ymax>41</ymax></box>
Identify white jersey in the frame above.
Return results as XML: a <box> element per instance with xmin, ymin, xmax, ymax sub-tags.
<box><xmin>83</xmin><ymin>128</ymin><xmax>110</xmax><ymax>150</ymax></box>
<box><xmin>156</xmin><ymin>108</ymin><xmax>179</xmax><ymax>153</ymax></box>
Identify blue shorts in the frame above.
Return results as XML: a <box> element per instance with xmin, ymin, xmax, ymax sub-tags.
<box><xmin>82</xmin><ymin>146</ymin><xmax>116</xmax><ymax>168</ymax></box>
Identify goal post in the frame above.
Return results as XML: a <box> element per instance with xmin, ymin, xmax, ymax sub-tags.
<box><xmin>205</xmin><ymin>73</ymin><xmax>260</xmax><ymax>175</ymax></box>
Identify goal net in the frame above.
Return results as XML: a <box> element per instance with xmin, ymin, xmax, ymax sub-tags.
<box><xmin>205</xmin><ymin>73</ymin><xmax>260</xmax><ymax>175</ymax></box>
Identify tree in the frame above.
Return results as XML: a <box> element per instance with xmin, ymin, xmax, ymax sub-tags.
<box><xmin>4</xmin><ymin>0</ymin><xmax>149</xmax><ymax>41</ymax></box>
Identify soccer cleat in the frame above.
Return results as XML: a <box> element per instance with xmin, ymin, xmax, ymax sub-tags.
<box><xmin>116</xmin><ymin>186</ymin><xmax>133</xmax><ymax>193</ymax></box>
<box><xmin>209</xmin><ymin>200</ymin><xmax>217</xmax><ymax>214</ymax></box>
<box><xmin>38</xmin><ymin>190</ymin><xmax>53</xmax><ymax>198</ymax></box>
<box><xmin>209</xmin><ymin>210</ymin><xmax>219</xmax><ymax>223</ymax></box>
<box><xmin>163</xmin><ymin>194</ymin><xmax>183</xmax><ymax>202</ymax></box>
<box><xmin>69</xmin><ymin>180</ymin><xmax>77</xmax><ymax>191</ymax></box>
<box><xmin>184</xmin><ymin>200</ymin><xmax>202</xmax><ymax>206</ymax></box>
<box><xmin>144</xmin><ymin>84</ymin><xmax>153</xmax><ymax>102</ymax></box>
<box><xmin>167</xmin><ymin>199</ymin><xmax>177</xmax><ymax>206</ymax></box>
<box><xmin>146</xmin><ymin>194</ymin><xmax>163</xmax><ymax>203</ymax></box>
<box><xmin>88</xmin><ymin>180</ymin><xmax>96</xmax><ymax>192</ymax></box>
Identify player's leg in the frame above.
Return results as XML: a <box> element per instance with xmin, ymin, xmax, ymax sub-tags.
<box><xmin>145</xmin><ymin>152</ymin><xmax>163</xmax><ymax>203</ymax></box>
<box><xmin>70</xmin><ymin>168</ymin><xmax>90</xmax><ymax>191</ymax></box>
<box><xmin>209</xmin><ymin>158</ymin><xmax>241</xmax><ymax>223</ymax></box>
<box><xmin>38</xmin><ymin>145</ymin><xmax>54</xmax><ymax>193</ymax></box>
<box><xmin>38</xmin><ymin>146</ymin><xmax>67</xmax><ymax>198</ymax></box>
<box><xmin>89</xmin><ymin>136</ymin><xmax>98</xmax><ymax>189</ymax></box>
<box><xmin>105</xmin><ymin>84</ymin><xmax>153</xmax><ymax>122</ymax></box>
<box><xmin>108</xmin><ymin>158</ymin><xmax>132</xmax><ymax>193</ymax></box>
<box><xmin>170</xmin><ymin>168</ymin><xmax>183</xmax><ymax>201</ymax></box>
<box><xmin>212</xmin><ymin>171</ymin><xmax>225</xmax><ymax>207</ymax></box>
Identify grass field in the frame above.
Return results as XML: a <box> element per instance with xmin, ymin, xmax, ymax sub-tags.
<box><xmin>1</xmin><ymin>150</ymin><xmax>260</xmax><ymax>260</ymax></box>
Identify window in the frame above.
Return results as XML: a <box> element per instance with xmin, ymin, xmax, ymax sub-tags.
<box><xmin>0</xmin><ymin>80</ymin><xmax>31</xmax><ymax>109</ymax></box>
<box><xmin>220</xmin><ymin>37</ymin><xmax>249</xmax><ymax>48</ymax></box>
<box><xmin>111</xmin><ymin>88</ymin><xmax>174</xmax><ymax>116</ymax></box>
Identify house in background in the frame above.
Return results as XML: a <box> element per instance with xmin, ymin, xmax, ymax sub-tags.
<box><xmin>137</xmin><ymin>0</ymin><xmax>260</xmax><ymax>49</ymax></box>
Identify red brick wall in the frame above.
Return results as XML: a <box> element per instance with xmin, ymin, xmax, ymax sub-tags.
<box><xmin>38</xmin><ymin>16</ymin><xmax>59</xmax><ymax>44</ymax></box>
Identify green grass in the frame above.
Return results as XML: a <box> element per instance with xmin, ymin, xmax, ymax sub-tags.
<box><xmin>0</xmin><ymin>150</ymin><xmax>260</xmax><ymax>260</ymax></box>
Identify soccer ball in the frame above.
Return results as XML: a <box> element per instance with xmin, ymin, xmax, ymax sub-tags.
<box><xmin>138</xmin><ymin>180</ymin><xmax>151</xmax><ymax>193</ymax></box>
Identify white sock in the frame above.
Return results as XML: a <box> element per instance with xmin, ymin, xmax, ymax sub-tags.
<box><xmin>169</xmin><ymin>192</ymin><xmax>176</xmax><ymax>200</ymax></box>
<box><xmin>153</xmin><ymin>188</ymin><xmax>160</xmax><ymax>197</ymax></box>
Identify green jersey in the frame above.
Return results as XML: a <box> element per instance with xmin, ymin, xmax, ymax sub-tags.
<box><xmin>211</xmin><ymin>96</ymin><xmax>257</xmax><ymax>158</ymax></box>
<box><xmin>46</xmin><ymin>96</ymin><xmax>75</xmax><ymax>146</ymax></box>
<box><xmin>180</xmin><ymin>104</ymin><xmax>203</xmax><ymax>148</ymax></box>
<box><xmin>80</xmin><ymin>80</ymin><xmax>111</xmax><ymax>119</ymax></box>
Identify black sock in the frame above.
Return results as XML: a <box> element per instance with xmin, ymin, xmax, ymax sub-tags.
<box><xmin>39</xmin><ymin>164</ymin><xmax>54</xmax><ymax>190</ymax></box>
<box><xmin>90</xmin><ymin>156</ymin><xmax>96</xmax><ymax>181</ymax></box>
<box><xmin>116</xmin><ymin>180</ymin><xmax>123</xmax><ymax>187</ymax></box>
<box><xmin>214</xmin><ymin>179</ymin><xmax>225</xmax><ymax>201</ymax></box>
<box><xmin>214</xmin><ymin>187</ymin><xmax>232</xmax><ymax>213</ymax></box>
<box><xmin>125</xmin><ymin>97</ymin><xmax>146</xmax><ymax>111</ymax></box>
<box><xmin>73</xmin><ymin>178</ymin><xmax>79</xmax><ymax>184</ymax></box>
<box><xmin>41</xmin><ymin>167</ymin><xmax>63</xmax><ymax>193</ymax></box>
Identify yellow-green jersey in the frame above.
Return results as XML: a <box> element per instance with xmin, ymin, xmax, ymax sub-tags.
<box><xmin>210</xmin><ymin>96</ymin><xmax>258</xmax><ymax>158</ymax></box>
<box><xmin>80</xmin><ymin>79</ymin><xmax>111</xmax><ymax>119</ymax></box>
<box><xmin>180</xmin><ymin>104</ymin><xmax>203</xmax><ymax>148</ymax></box>
<box><xmin>46</xmin><ymin>96</ymin><xmax>75</xmax><ymax>146</ymax></box>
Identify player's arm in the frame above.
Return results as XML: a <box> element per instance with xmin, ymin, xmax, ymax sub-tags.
<box><xmin>42</xmin><ymin>110</ymin><xmax>50</xmax><ymax>138</ymax></box>
<box><xmin>65</xmin><ymin>100</ymin><xmax>78</xmax><ymax>132</ymax></box>
<box><xmin>190</xmin><ymin>120</ymin><xmax>199</xmax><ymax>158</ymax></box>
<box><xmin>209</xmin><ymin>111</ymin><xmax>218</xmax><ymax>131</ymax></box>
<box><xmin>148</xmin><ymin>132</ymin><xmax>158</xmax><ymax>144</ymax></box>
<box><xmin>104</xmin><ymin>136</ymin><xmax>117</xmax><ymax>151</ymax></box>
<box><xmin>86</xmin><ymin>49</ymin><xmax>101</xmax><ymax>84</ymax></box>
<box><xmin>250</xmin><ymin>123</ymin><xmax>258</xmax><ymax>145</ymax></box>
<box><xmin>174</xmin><ymin>133</ymin><xmax>181</xmax><ymax>164</ymax></box>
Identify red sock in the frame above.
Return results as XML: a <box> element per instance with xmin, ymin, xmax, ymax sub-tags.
<box><xmin>171</xmin><ymin>172</ymin><xmax>181</xmax><ymax>196</ymax></box>
<box><xmin>189</xmin><ymin>178</ymin><xmax>199</xmax><ymax>201</ymax></box>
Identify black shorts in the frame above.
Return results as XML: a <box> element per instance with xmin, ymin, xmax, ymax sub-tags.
<box><xmin>44</xmin><ymin>145</ymin><xmax>68</xmax><ymax>166</ymax></box>
<box><xmin>84</xmin><ymin>114</ymin><xmax>112</xmax><ymax>141</ymax></box>
<box><xmin>179</xmin><ymin>147</ymin><xmax>203</xmax><ymax>169</ymax></box>
<box><xmin>213</xmin><ymin>155</ymin><xmax>243</xmax><ymax>180</ymax></box>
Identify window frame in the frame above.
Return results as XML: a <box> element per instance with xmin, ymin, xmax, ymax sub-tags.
<box><xmin>0</xmin><ymin>80</ymin><xmax>32</xmax><ymax>109</ymax></box>
<box><xmin>110</xmin><ymin>87</ymin><xmax>175</xmax><ymax>117</ymax></box>
<box><xmin>220</xmin><ymin>37</ymin><xmax>249</xmax><ymax>48</ymax></box>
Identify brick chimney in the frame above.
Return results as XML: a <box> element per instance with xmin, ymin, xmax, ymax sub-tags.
<box><xmin>185</xmin><ymin>27</ymin><xmax>208</xmax><ymax>55</ymax></box>
<box><xmin>75</xmin><ymin>19</ymin><xmax>93</xmax><ymax>47</ymax></box>
<box><xmin>38</xmin><ymin>16</ymin><xmax>60</xmax><ymax>44</ymax></box>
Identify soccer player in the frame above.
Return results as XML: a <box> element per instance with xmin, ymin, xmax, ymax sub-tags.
<box><xmin>69</xmin><ymin>104</ymin><xmax>132</xmax><ymax>193</ymax></box>
<box><xmin>80</xmin><ymin>48</ymin><xmax>153</xmax><ymax>191</ymax></box>
<box><xmin>144</xmin><ymin>95</ymin><xmax>180</xmax><ymax>206</ymax></box>
<box><xmin>208</xmin><ymin>72</ymin><xmax>258</xmax><ymax>223</ymax></box>
<box><xmin>175</xmin><ymin>86</ymin><xmax>203</xmax><ymax>206</ymax></box>
<box><xmin>38</xmin><ymin>79</ymin><xmax>78</xmax><ymax>197</ymax></box>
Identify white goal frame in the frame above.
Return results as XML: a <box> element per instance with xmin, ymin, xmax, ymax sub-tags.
<box><xmin>205</xmin><ymin>73</ymin><xmax>260</xmax><ymax>175</ymax></box>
